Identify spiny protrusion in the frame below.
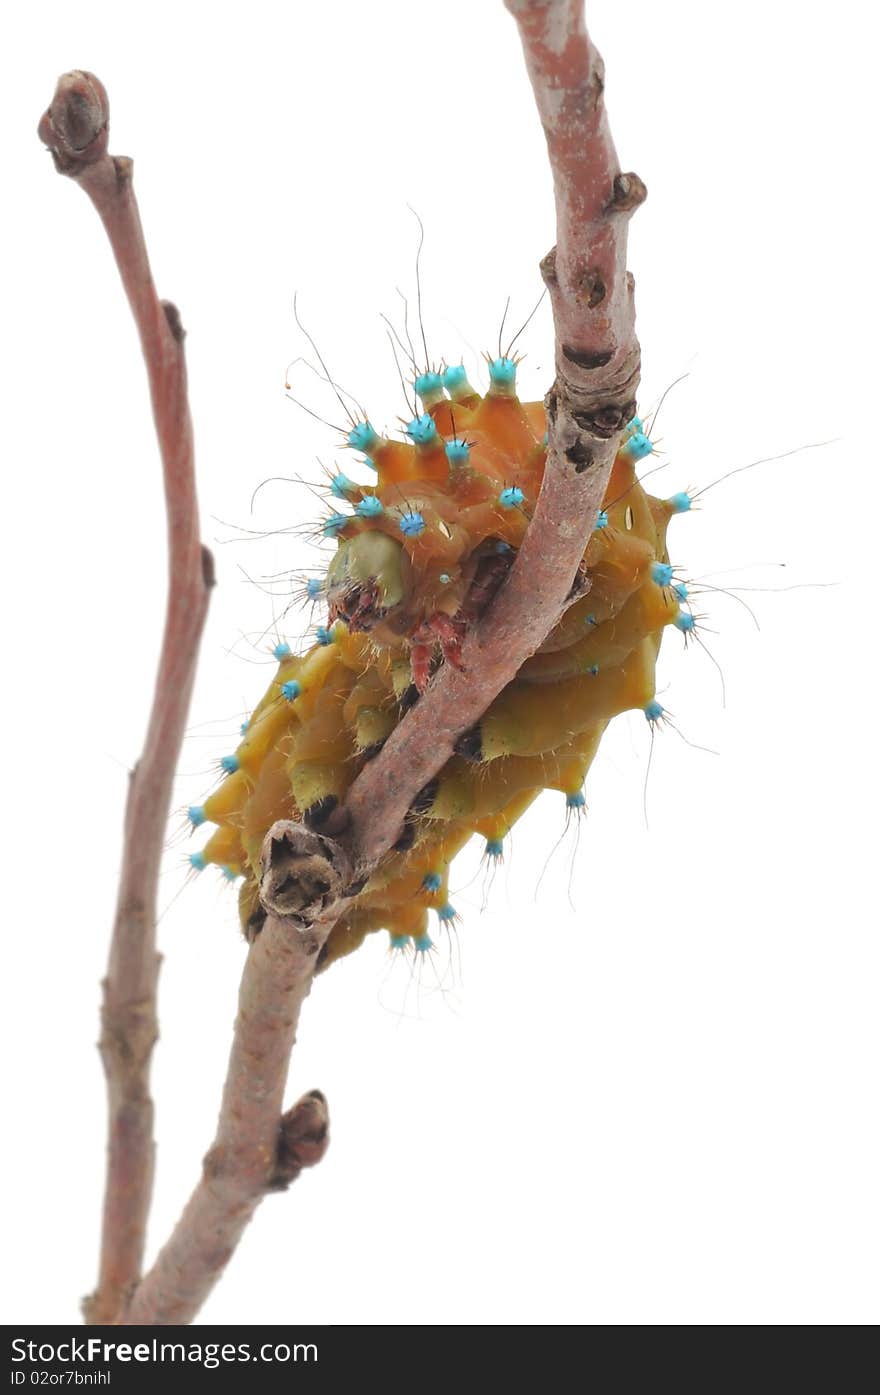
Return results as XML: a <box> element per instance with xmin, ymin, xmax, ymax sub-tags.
<box><xmin>356</xmin><ymin>495</ymin><xmax>384</xmax><ymax>519</ymax></box>
<box><xmin>331</xmin><ymin>471</ymin><xmax>357</xmax><ymax>500</ymax></box>
<box><xmin>405</xmin><ymin>413</ymin><xmax>439</xmax><ymax>448</ymax></box>
<box><xmin>414</xmin><ymin>371</ymin><xmax>445</xmax><ymax>408</ymax></box>
<box><xmin>443</xmin><ymin>364</ymin><xmax>476</xmax><ymax>403</ymax></box>
<box><xmin>499</xmin><ymin>485</ymin><xmax>525</xmax><ymax>509</ymax></box>
<box><xmin>281</xmin><ymin>679</ymin><xmax>302</xmax><ymax>701</ymax></box>
<box><xmin>348</xmin><ymin>421</ymin><xmax>380</xmax><ymax>456</ymax></box>
<box><xmin>623</xmin><ymin>417</ymin><xmax>653</xmax><ymax>461</ymax></box>
<box><xmin>487</xmin><ymin>355</ymin><xmax>517</xmax><ymax>396</ymax></box>
<box><xmin>399</xmin><ymin>510</ymin><xmax>426</xmax><ymax>538</ymax></box>
<box><xmin>323</xmin><ymin>512</ymin><xmax>350</xmax><ymax>538</ymax></box>
<box><xmin>445</xmin><ymin>437</ymin><xmax>471</xmax><ymax>467</ymax></box>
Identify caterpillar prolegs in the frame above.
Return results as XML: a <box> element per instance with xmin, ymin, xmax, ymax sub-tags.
<box><xmin>189</xmin><ymin>360</ymin><xmax>692</xmax><ymax>967</ymax></box>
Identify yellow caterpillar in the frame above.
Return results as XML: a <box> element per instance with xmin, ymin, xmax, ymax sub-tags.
<box><xmin>189</xmin><ymin>359</ymin><xmax>693</xmax><ymax>966</ymax></box>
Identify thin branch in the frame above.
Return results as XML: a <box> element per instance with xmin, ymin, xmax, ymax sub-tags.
<box><xmin>38</xmin><ymin>71</ymin><xmax>214</xmax><ymax>1325</ymax></box>
<box><xmin>506</xmin><ymin>0</ymin><xmax>645</xmax><ymax>388</ymax></box>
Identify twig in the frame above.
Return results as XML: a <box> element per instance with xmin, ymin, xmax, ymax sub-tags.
<box><xmin>506</xmin><ymin>0</ymin><xmax>646</xmax><ymax>394</ymax></box>
<box><xmin>124</xmin><ymin>829</ymin><xmax>331</xmax><ymax>1324</ymax></box>
<box><xmin>38</xmin><ymin>71</ymin><xmax>214</xmax><ymax>1324</ymax></box>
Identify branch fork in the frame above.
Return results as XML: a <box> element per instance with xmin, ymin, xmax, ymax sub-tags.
<box><xmin>41</xmin><ymin>0</ymin><xmax>645</xmax><ymax>1327</ymax></box>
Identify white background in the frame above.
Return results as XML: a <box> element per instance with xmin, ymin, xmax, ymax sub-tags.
<box><xmin>3</xmin><ymin>0</ymin><xmax>876</xmax><ymax>1326</ymax></box>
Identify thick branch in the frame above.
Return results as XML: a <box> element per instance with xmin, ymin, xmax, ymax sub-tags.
<box><xmin>38</xmin><ymin>72</ymin><xmax>214</xmax><ymax>1325</ymax></box>
<box><xmin>123</xmin><ymin>843</ymin><xmax>331</xmax><ymax>1325</ymax></box>
<box><xmin>343</xmin><ymin>457</ymin><xmax>608</xmax><ymax>869</ymax></box>
<box><xmin>222</xmin><ymin>0</ymin><xmax>645</xmax><ymax>919</ymax></box>
<box><xmin>339</xmin><ymin>0</ymin><xmax>645</xmax><ymax>883</ymax></box>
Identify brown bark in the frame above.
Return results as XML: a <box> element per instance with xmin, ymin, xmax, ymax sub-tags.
<box><xmin>124</xmin><ymin>890</ymin><xmax>330</xmax><ymax>1324</ymax></box>
<box><xmin>38</xmin><ymin>71</ymin><xmax>214</xmax><ymax>1325</ymax></box>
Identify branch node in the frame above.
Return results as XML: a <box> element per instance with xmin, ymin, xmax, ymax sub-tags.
<box><xmin>38</xmin><ymin>70</ymin><xmax>109</xmax><ymax>175</ymax></box>
<box><xmin>539</xmin><ymin>246</ymin><xmax>558</xmax><ymax>288</ymax></box>
<box><xmin>259</xmin><ymin>820</ymin><xmax>351</xmax><ymax>929</ymax></box>
<box><xmin>162</xmin><ymin>300</ymin><xmax>185</xmax><ymax>343</ymax></box>
<box><xmin>564</xmin><ymin>439</ymin><xmax>594</xmax><ymax>473</ymax></box>
<box><xmin>570</xmin><ymin>401</ymin><xmax>636</xmax><ymax>439</ymax></box>
<box><xmin>268</xmin><ymin>1090</ymin><xmax>330</xmax><ymax>1192</ymax></box>
<box><xmin>608</xmin><ymin>171</ymin><xmax>647</xmax><ymax>214</ymax></box>
<box><xmin>562</xmin><ymin>344</ymin><xmax>613</xmax><ymax>370</ymax></box>
<box><xmin>113</xmin><ymin>155</ymin><xmax>133</xmax><ymax>187</ymax></box>
<box><xmin>99</xmin><ymin>994</ymin><xmax>158</xmax><ymax>1073</ymax></box>
<box><xmin>577</xmin><ymin>268</ymin><xmax>606</xmax><ymax>308</ymax></box>
<box><xmin>200</xmin><ymin>545</ymin><xmax>216</xmax><ymax>589</ymax></box>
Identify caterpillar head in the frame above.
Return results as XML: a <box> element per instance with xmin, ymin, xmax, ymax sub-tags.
<box><xmin>326</xmin><ymin>530</ymin><xmax>413</xmax><ymax>633</ymax></box>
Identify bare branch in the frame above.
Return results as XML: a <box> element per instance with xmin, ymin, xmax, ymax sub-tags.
<box><xmin>123</xmin><ymin>860</ymin><xmax>331</xmax><ymax>1325</ymax></box>
<box><xmin>505</xmin><ymin>0</ymin><xmax>645</xmax><ymax>401</ymax></box>
<box><xmin>38</xmin><ymin>71</ymin><xmax>214</xmax><ymax>1325</ymax></box>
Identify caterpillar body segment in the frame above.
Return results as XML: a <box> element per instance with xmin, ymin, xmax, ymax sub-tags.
<box><xmin>467</xmin><ymin>641</ymin><xmax>657</xmax><ymax>763</ymax></box>
<box><xmin>193</xmin><ymin>358</ymin><xmax>692</xmax><ymax>965</ymax></box>
<box><xmin>520</xmin><ymin>581</ymin><xmax>679</xmax><ymax>684</ymax></box>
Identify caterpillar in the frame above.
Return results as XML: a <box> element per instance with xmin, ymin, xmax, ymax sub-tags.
<box><xmin>188</xmin><ymin>357</ymin><xmax>693</xmax><ymax>968</ymax></box>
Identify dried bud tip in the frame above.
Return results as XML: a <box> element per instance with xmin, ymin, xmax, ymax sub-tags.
<box><xmin>269</xmin><ymin>1090</ymin><xmax>330</xmax><ymax>1191</ymax></box>
<box><xmin>609</xmin><ymin>171</ymin><xmax>647</xmax><ymax>214</ymax></box>
<box><xmin>259</xmin><ymin>819</ymin><xmax>350</xmax><ymax>929</ymax></box>
<box><xmin>38</xmin><ymin>70</ymin><xmax>109</xmax><ymax>175</ymax></box>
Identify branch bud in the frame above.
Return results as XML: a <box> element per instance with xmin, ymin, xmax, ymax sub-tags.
<box><xmin>38</xmin><ymin>70</ymin><xmax>110</xmax><ymax>175</ymax></box>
